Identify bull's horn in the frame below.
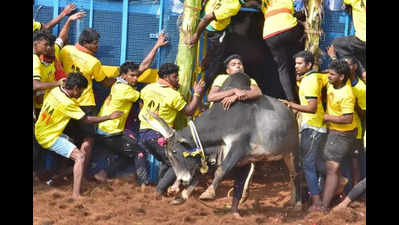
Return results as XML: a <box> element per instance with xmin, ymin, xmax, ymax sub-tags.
<box><xmin>142</xmin><ymin>110</ymin><xmax>175</xmax><ymax>139</ymax></box>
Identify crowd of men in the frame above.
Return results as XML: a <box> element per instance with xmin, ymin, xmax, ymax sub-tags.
<box><xmin>33</xmin><ymin>0</ymin><xmax>366</xmax><ymax>218</ymax></box>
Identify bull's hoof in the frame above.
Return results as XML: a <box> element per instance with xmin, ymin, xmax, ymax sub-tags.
<box><xmin>199</xmin><ymin>188</ymin><xmax>216</xmax><ymax>200</ymax></box>
<box><xmin>170</xmin><ymin>196</ymin><xmax>186</xmax><ymax>205</ymax></box>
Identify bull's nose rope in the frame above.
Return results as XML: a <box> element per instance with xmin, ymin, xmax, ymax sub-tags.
<box><xmin>188</xmin><ymin>120</ymin><xmax>208</xmax><ymax>174</ymax></box>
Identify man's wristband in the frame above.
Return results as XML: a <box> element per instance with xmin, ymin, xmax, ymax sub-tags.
<box><xmin>193</xmin><ymin>92</ymin><xmax>201</xmax><ymax>97</ymax></box>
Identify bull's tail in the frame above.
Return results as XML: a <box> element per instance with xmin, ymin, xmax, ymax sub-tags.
<box><xmin>227</xmin><ymin>162</ymin><xmax>255</xmax><ymax>204</ymax></box>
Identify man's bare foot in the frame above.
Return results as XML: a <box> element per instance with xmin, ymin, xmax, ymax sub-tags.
<box><xmin>140</xmin><ymin>184</ymin><xmax>146</xmax><ymax>192</ymax></box>
<box><xmin>332</xmin><ymin>204</ymin><xmax>347</xmax><ymax>212</ymax></box>
<box><xmin>72</xmin><ymin>194</ymin><xmax>86</xmax><ymax>200</ymax></box>
<box><xmin>94</xmin><ymin>170</ymin><xmax>108</xmax><ymax>182</ymax></box>
<box><xmin>308</xmin><ymin>204</ymin><xmax>322</xmax><ymax>212</ymax></box>
<box><xmin>232</xmin><ymin>212</ymin><xmax>244</xmax><ymax>220</ymax></box>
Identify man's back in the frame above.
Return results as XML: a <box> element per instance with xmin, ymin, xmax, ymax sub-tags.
<box><xmin>139</xmin><ymin>82</ymin><xmax>186</xmax><ymax>130</ymax></box>
<box><xmin>59</xmin><ymin>45</ymin><xmax>106</xmax><ymax>106</ymax></box>
<box><xmin>98</xmin><ymin>80</ymin><xmax>140</xmax><ymax>134</ymax></box>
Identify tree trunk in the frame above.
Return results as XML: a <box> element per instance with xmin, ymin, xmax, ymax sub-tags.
<box><xmin>174</xmin><ymin>0</ymin><xmax>202</xmax><ymax>130</ymax></box>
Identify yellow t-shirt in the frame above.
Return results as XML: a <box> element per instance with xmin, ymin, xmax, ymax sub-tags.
<box><xmin>209</xmin><ymin>74</ymin><xmax>258</xmax><ymax>108</ymax></box>
<box><xmin>33</xmin><ymin>54</ymin><xmax>56</xmax><ymax>109</ymax></box>
<box><xmin>139</xmin><ymin>82</ymin><xmax>187</xmax><ymax>130</ymax></box>
<box><xmin>205</xmin><ymin>0</ymin><xmax>242</xmax><ymax>31</ymax></box>
<box><xmin>97</xmin><ymin>80</ymin><xmax>140</xmax><ymax>134</ymax></box>
<box><xmin>59</xmin><ymin>45</ymin><xmax>107</xmax><ymax>106</ymax></box>
<box><xmin>326</xmin><ymin>81</ymin><xmax>357</xmax><ymax>132</ymax></box>
<box><xmin>261</xmin><ymin>0</ymin><xmax>297</xmax><ymax>39</ymax></box>
<box><xmin>211</xmin><ymin>74</ymin><xmax>258</xmax><ymax>87</ymax></box>
<box><xmin>352</xmin><ymin>78</ymin><xmax>366</xmax><ymax>139</ymax></box>
<box><xmin>298</xmin><ymin>72</ymin><xmax>328</xmax><ymax>130</ymax></box>
<box><xmin>35</xmin><ymin>87</ymin><xmax>85</xmax><ymax>149</ymax></box>
<box><xmin>33</xmin><ymin>20</ymin><xmax>42</xmax><ymax>31</ymax></box>
<box><xmin>33</xmin><ymin>45</ymin><xmax>62</xmax><ymax>109</ymax></box>
<box><xmin>344</xmin><ymin>0</ymin><xmax>366</xmax><ymax>42</ymax></box>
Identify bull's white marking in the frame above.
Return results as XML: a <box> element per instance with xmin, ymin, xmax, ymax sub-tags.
<box><xmin>221</xmin><ymin>133</ymin><xmax>242</xmax><ymax>161</ymax></box>
<box><xmin>176</xmin><ymin>170</ymin><xmax>192</xmax><ymax>184</ymax></box>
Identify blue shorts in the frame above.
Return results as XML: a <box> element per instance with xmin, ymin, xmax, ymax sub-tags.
<box><xmin>48</xmin><ymin>134</ymin><xmax>77</xmax><ymax>158</ymax></box>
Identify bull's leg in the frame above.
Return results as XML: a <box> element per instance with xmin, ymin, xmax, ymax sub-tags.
<box><xmin>200</xmin><ymin>139</ymin><xmax>250</xmax><ymax>200</ymax></box>
<box><xmin>170</xmin><ymin>177</ymin><xmax>199</xmax><ymax>205</ymax></box>
<box><xmin>283</xmin><ymin>152</ymin><xmax>303</xmax><ymax>209</ymax></box>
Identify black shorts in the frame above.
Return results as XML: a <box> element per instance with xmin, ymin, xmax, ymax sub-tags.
<box><xmin>351</xmin><ymin>138</ymin><xmax>364</xmax><ymax>158</ymax></box>
<box><xmin>64</xmin><ymin>106</ymin><xmax>97</xmax><ymax>145</ymax></box>
<box><xmin>323</xmin><ymin>131</ymin><xmax>355</xmax><ymax>163</ymax></box>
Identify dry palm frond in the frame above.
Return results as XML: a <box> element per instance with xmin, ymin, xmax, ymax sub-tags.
<box><xmin>304</xmin><ymin>0</ymin><xmax>324</xmax><ymax>70</ymax></box>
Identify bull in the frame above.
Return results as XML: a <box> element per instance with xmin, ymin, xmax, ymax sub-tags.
<box><xmin>143</xmin><ymin>72</ymin><xmax>303</xmax><ymax>214</ymax></box>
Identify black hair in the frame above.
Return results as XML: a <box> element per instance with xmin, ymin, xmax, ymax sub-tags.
<box><xmin>33</xmin><ymin>30</ymin><xmax>56</xmax><ymax>45</ymax></box>
<box><xmin>158</xmin><ymin>63</ymin><xmax>179</xmax><ymax>78</ymax></box>
<box><xmin>223</xmin><ymin>54</ymin><xmax>243</xmax><ymax>68</ymax></box>
<box><xmin>120</xmin><ymin>61</ymin><xmax>139</xmax><ymax>75</ymax></box>
<box><xmin>328</xmin><ymin>59</ymin><xmax>351</xmax><ymax>84</ymax></box>
<box><xmin>65</xmin><ymin>72</ymin><xmax>88</xmax><ymax>90</ymax></box>
<box><xmin>293</xmin><ymin>50</ymin><xmax>314</xmax><ymax>66</ymax></box>
<box><xmin>78</xmin><ymin>28</ymin><xmax>100</xmax><ymax>45</ymax></box>
<box><xmin>342</xmin><ymin>55</ymin><xmax>358</xmax><ymax>66</ymax></box>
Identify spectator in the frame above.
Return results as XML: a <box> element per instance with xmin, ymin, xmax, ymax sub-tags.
<box><xmin>332</xmin><ymin>178</ymin><xmax>366</xmax><ymax>211</ymax></box>
<box><xmin>343</xmin><ymin>56</ymin><xmax>366</xmax><ymax>186</ymax></box>
<box><xmin>208</xmin><ymin>54</ymin><xmax>262</xmax><ymax>110</ymax></box>
<box><xmin>34</xmin><ymin>72</ymin><xmax>122</xmax><ymax>199</ymax></box>
<box><xmin>138</xmin><ymin>63</ymin><xmax>205</xmax><ymax>199</ymax></box>
<box><xmin>33</xmin><ymin>3</ymin><xmax>77</xmax><ymax>32</ymax></box>
<box><xmin>187</xmin><ymin>0</ymin><xmax>258</xmax><ymax>91</ymax></box>
<box><xmin>33</xmin><ymin>11</ymin><xmax>86</xmax><ymax>181</ymax></box>
<box><xmin>329</xmin><ymin>0</ymin><xmax>366</xmax><ymax>80</ymax></box>
<box><xmin>93</xmin><ymin>33</ymin><xmax>169</xmax><ymax>184</ymax></box>
<box><xmin>279</xmin><ymin>50</ymin><xmax>328</xmax><ymax>212</ymax></box>
<box><xmin>259</xmin><ymin>0</ymin><xmax>304</xmax><ymax>103</ymax></box>
<box><xmin>59</xmin><ymin>28</ymin><xmax>116</xmax><ymax>179</ymax></box>
<box><xmin>33</xmin><ymin>30</ymin><xmax>66</xmax><ymax>180</ymax></box>
<box><xmin>319</xmin><ymin>59</ymin><xmax>357</xmax><ymax>211</ymax></box>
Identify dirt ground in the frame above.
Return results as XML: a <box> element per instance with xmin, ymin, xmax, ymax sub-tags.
<box><xmin>33</xmin><ymin>160</ymin><xmax>366</xmax><ymax>225</ymax></box>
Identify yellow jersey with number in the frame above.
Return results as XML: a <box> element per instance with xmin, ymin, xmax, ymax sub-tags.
<box><xmin>59</xmin><ymin>45</ymin><xmax>106</xmax><ymax>106</ymax></box>
<box><xmin>139</xmin><ymin>82</ymin><xmax>187</xmax><ymax>130</ymax></box>
<box><xmin>98</xmin><ymin>80</ymin><xmax>140</xmax><ymax>134</ymax></box>
<box><xmin>344</xmin><ymin>0</ymin><xmax>366</xmax><ymax>42</ymax></box>
<box><xmin>326</xmin><ymin>81</ymin><xmax>356</xmax><ymax>132</ymax></box>
<box><xmin>298</xmin><ymin>72</ymin><xmax>328</xmax><ymax>129</ymax></box>
<box><xmin>205</xmin><ymin>0</ymin><xmax>242</xmax><ymax>31</ymax></box>
<box><xmin>35</xmin><ymin>87</ymin><xmax>85</xmax><ymax>149</ymax></box>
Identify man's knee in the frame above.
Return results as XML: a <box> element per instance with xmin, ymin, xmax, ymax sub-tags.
<box><xmin>325</xmin><ymin>161</ymin><xmax>339</xmax><ymax>174</ymax></box>
<box><xmin>70</xmin><ymin>149</ymin><xmax>86</xmax><ymax>162</ymax></box>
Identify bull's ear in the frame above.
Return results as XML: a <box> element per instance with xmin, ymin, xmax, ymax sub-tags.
<box><xmin>142</xmin><ymin>110</ymin><xmax>175</xmax><ymax>139</ymax></box>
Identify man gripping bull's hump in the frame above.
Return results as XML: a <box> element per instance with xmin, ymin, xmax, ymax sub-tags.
<box><xmin>142</xmin><ymin>59</ymin><xmax>302</xmax><ymax>218</ymax></box>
